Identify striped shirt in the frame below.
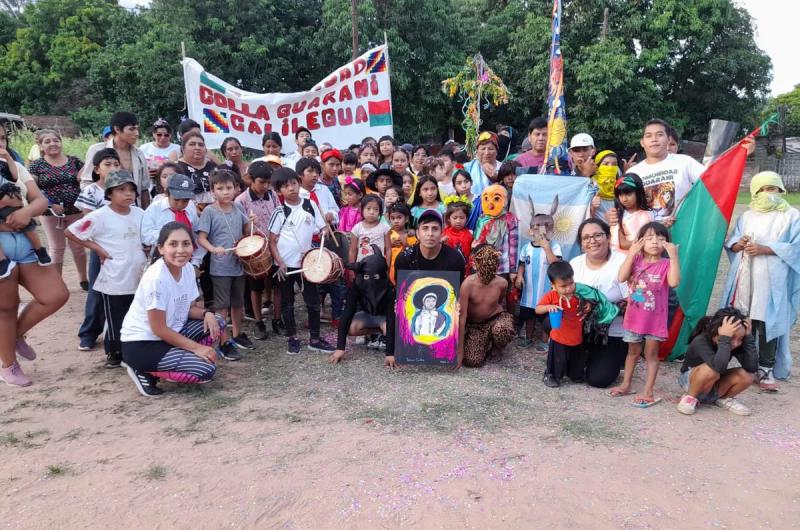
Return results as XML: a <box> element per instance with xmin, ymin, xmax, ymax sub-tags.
<box><xmin>74</xmin><ymin>182</ymin><xmax>107</xmax><ymax>212</ymax></box>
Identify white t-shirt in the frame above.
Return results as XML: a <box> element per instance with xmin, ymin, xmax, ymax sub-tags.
<box><xmin>67</xmin><ymin>206</ymin><xmax>147</xmax><ymax>295</ymax></box>
<box><xmin>139</xmin><ymin>142</ymin><xmax>181</xmax><ymax>171</ymax></box>
<box><xmin>570</xmin><ymin>251</ymin><xmax>629</xmax><ymax>337</ymax></box>
<box><xmin>268</xmin><ymin>199</ymin><xmax>325</xmax><ymax>268</ymax></box>
<box><xmin>519</xmin><ymin>241</ymin><xmax>562</xmax><ymax>309</ymax></box>
<box><xmin>121</xmin><ymin>259</ymin><xmax>199</xmax><ymax>342</ymax></box>
<box><xmin>628</xmin><ymin>154</ymin><xmax>705</xmax><ymax>221</ymax></box>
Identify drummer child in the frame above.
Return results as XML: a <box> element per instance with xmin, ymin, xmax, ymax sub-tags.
<box><xmin>197</xmin><ymin>168</ymin><xmax>255</xmax><ymax>358</ymax></box>
<box><xmin>268</xmin><ymin>167</ymin><xmax>336</xmax><ymax>355</ymax></box>
<box><xmin>236</xmin><ymin>160</ymin><xmax>281</xmax><ymax>340</ymax></box>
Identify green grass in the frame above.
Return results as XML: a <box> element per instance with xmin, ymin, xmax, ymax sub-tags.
<box><xmin>45</xmin><ymin>463</ymin><xmax>70</xmax><ymax>477</ymax></box>
<box><xmin>737</xmin><ymin>191</ymin><xmax>800</xmax><ymax>206</ymax></box>
<box><xmin>142</xmin><ymin>464</ymin><xmax>168</xmax><ymax>481</ymax></box>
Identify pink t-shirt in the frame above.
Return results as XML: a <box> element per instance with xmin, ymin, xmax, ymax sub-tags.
<box><xmin>622</xmin><ymin>254</ymin><xmax>671</xmax><ymax>338</ymax></box>
<box><xmin>611</xmin><ymin>209</ymin><xmax>654</xmax><ymax>253</ymax></box>
<box><xmin>338</xmin><ymin>206</ymin><xmax>362</xmax><ymax>233</ymax></box>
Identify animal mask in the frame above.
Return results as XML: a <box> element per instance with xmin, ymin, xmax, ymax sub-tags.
<box><xmin>480</xmin><ymin>184</ymin><xmax>507</xmax><ymax>218</ymax></box>
<box><xmin>528</xmin><ymin>194</ymin><xmax>559</xmax><ymax>246</ymax></box>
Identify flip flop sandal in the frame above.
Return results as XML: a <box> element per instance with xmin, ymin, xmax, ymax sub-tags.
<box><xmin>606</xmin><ymin>388</ymin><xmax>635</xmax><ymax>398</ymax></box>
<box><xmin>631</xmin><ymin>397</ymin><xmax>662</xmax><ymax>408</ymax></box>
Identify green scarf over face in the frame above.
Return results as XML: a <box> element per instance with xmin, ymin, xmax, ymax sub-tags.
<box><xmin>749</xmin><ymin>171</ymin><xmax>789</xmax><ymax>213</ymax></box>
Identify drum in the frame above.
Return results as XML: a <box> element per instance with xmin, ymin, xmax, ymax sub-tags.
<box><xmin>235</xmin><ymin>233</ymin><xmax>273</xmax><ymax>279</ymax></box>
<box><xmin>301</xmin><ymin>248</ymin><xmax>344</xmax><ymax>284</ymax></box>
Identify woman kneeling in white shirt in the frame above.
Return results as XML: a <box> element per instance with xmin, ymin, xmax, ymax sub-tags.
<box><xmin>121</xmin><ymin>222</ymin><xmax>225</xmax><ymax>396</ymax></box>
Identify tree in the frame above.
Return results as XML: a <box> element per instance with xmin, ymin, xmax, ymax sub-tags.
<box><xmin>763</xmin><ymin>86</ymin><xmax>800</xmax><ymax>137</ymax></box>
<box><xmin>0</xmin><ymin>0</ymin><xmax>122</xmax><ymax>114</ymax></box>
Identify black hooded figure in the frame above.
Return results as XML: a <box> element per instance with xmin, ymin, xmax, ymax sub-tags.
<box><xmin>335</xmin><ymin>245</ymin><xmax>391</xmax><ymax>350</ymax></box>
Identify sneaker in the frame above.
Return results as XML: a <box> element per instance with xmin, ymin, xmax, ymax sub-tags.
<box><xmin>715</xmin><ymin>397</ymin><xmax>751</xmax><ymax>416</ymax></box>
<box><xmin>308</xmin><ymin>338</ymin><xmax>335</xmax><ymax>353</ymax></box>
<box><xmin>15</xmin><ymin>337</ymin><xmax>37</xmax><ymax>361</ymax></box>
<box><xmin>0</xmin><ymin>361</ymin><xmax>32</xmax><ymax>387</ymax></box>
<box><xmin>105</xmin><ymin>352</ymin><xmax>122</xmax><ymax>368</ymax></box>
<box><xmin>542</xmin><ymin>373</ymin><xmax>560</xmax><ymax>388</ymax></box>
<box><xmin>218</xmin><ymin>341</ymin><xmax>242</xmax><ymax>361</ymax></box>
<box><xmin>534</xmin><ymin>340</ymin><xmax>549</xmax><ymax>354</ymax></box>
<box><xmin>78</xmin><ymin>337</ymin><xmax>96</xmax><ymax>351</ymax></box>
<box><xmin>0</xmin><ymin>258</ymin><xmax>16</xmax><ymax>280</ymax></box>
<box><xmin>254</xmin><ymin>321</ymin><xmax>269</xmax><ymax>340</ymax></box>
<box><xmin>378</xmin><ymin>335</ymin><xmax>387</xmax><ymax>351</ymax></box>
<box><xmin>244</xmin><ymin>310</ymin><xmax>256</xmax><ymax>322</ymax></box>
<box><xmin>287</xmin><ymin>337</ymin><xmax>301</xmax><ymax>355</ymax></box>
<box><xmin>232</xmin><ymin>333</ymin><xmax>254</xmax><ymax>350</ymax></box>
<box><xmin>367</xmin><ymin>334</ymin><xmax>381</xmax><ymax>349</ymax></box>
<box><xmin>34</xmin><ymin>248</ymin><xmax>52</xmax><ymax>266</ymax></box>
<box><xmin>516</xmin><ymin>337</ymin><xmax>533</xmax><ymax>348</ymax></box>
<box><xmin>354</xmin><ymin>336</ymin><xmax>366</xmax><ymax>345</ymax></box>
<box><xmin>80</xmin><ymin>280</ymin><xmax>89</xmax><ymax>292</ymax></box>
<box><xmin>677</xmin><ymin>395</ymin><xmax>699</xmax><ymax>415</ymax></box>
<box><xmin>123</xmin><ymin>363</ymin><xmax>163</xmax><ymax>397</ymax></box>
<box><xmin>272</xmin><ymin>318</ymin><xmax>285</xmax><ymax>336</ymax></box>
<box><xmin>758</xmin><ymin>367</ymin><xmax>778</xmax><ymax>393</ymax></box>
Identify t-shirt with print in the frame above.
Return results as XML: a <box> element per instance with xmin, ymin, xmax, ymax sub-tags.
<box><xmin>268</xmin><ymin>199</ymin><xmax>325</xmax><ymax>268</ymax></box>
<box><xmin>67</xmin><ymin>206</ymin><xmax>146</xmax><ymax>295</ymax></box>
<box><xmin>569</xmin><ymin>252</ymin><xmax>628</xmax><ymax>338</ymax></box>
<box><xmin>519</xmin><ymin>241</ymin><xmax>562</xmax><ymax>309</ymax></box>
<box><xmin>351</xmin><ymin>221</ymin><xmax>390</xmax><ymax>261</ymax></box>
<box><xmin>121</xmin><ymin>259</ymin><xmax>199</xmax><ymax>342</ymax></box>
<box><xmin>177</xmin><ymin>160</ymin><xmax>217</xmax><ymax>205</ymax></box>
<box><xmin>140</xmin><ymin>142</ymin><xmax>181</xmax><ymax>172</ymax></box>
<box><xmin>537</xmin><ymin>291</ymin><xmax>582</xmax><ymax>346</ymax></box>
<box><xmin>197</xmin><ymin>202</ymin><xmax>247</xmax><ymax>276</ymax></box>
<box><xmin>622</xmin><ymin>253</ymin><xmax>671</xmax><ymax>338</ymax></box>
<box><xmin>610</xmin><ymin>209</ymin><xmax>654</xmax><ymax>253</ymax></box>
<box><xmin>75</xmin><ymin>182</ymin><xmax>107</xmax><ymax>212</ymax></box>
<box><xmin>627</xmin><ymin>154</ymin><xmax>705</xmax><ymax>221</ymax></box>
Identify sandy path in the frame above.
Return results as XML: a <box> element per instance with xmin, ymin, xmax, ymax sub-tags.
<box><xmin>2</xmin><ymin>224</ymin><xmax>799</xmax><ymax>528</ymax></box>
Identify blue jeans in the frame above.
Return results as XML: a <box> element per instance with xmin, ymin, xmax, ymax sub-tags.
<box><xmin>78</xmin><ymin>250</ymin><xmax>104</xmax><ymax>342</ymax></box>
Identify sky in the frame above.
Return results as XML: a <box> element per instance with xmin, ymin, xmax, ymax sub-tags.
<box><xmin>118</xmin><ymin>0</ymin><xmax>796</xmax><ymax>96</ymax></box>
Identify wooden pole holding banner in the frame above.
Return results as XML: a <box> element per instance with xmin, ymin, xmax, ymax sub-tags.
<box><xmin>351</xmin><ymin>0</ymin><xmax>359</xmax><ymax>60</ymax></box>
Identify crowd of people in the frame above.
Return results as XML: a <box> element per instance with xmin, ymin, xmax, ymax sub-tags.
<box><xmin>0</xmin><ymin>110</ymin><xmax>798</xmax><ymax>418</ymax></box>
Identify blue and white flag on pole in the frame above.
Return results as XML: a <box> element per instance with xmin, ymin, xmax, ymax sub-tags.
<box><xmin>510</xmin><ymin>174</ymin><xmax>594</xmax><ymax>261</ymax></box>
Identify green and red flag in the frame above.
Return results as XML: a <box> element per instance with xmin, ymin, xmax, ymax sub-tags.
<box><xmin>661</xmin><ymin>116</ymin><xmax>778</xmax><ymax>360</ymax></box>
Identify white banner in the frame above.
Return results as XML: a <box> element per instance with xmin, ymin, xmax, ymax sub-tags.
<box><xmin>182</xmin><ymin>45</ymin><xmax>393</xmax><ymax>153</ymax></box>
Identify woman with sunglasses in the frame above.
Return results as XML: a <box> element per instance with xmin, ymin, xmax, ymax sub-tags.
<box><xmin>568</xmin><ymin>218</ymin><xmax>629</xmax><ymax>388</ymax></box>
<box><xmin>140</xmin><ymin>118</ymin><xmax>181</xmax><ymax>182</ymax></box>
<box><xmin>27</xmin><ymin>129</ymin><xmax>88</xmax><ymax>287</ymax></box>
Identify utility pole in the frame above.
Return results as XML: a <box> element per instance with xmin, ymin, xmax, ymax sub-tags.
<box><xmin>351</xmin><ymin>0</ymin><xmax>359</xmax><ymax>60</ymax></box>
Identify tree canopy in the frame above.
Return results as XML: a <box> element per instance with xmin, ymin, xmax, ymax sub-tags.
<box><xmin>0</xmin><ymin>0</ymin><xmax>775</xmax><ymax>149</ymax></box>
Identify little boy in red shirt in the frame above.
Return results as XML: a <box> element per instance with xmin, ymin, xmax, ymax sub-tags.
<box><xmin>536</xmin><ymin>261</ymin><xmax>583</xmax><ymax>388</ymax></box>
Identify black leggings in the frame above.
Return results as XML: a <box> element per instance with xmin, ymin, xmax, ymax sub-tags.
<box><xmin>584</xmin><ymin>336</ymin><xmax>627</xmax><ymax>388</ymax></box>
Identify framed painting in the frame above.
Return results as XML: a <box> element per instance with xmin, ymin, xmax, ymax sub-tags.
<box><xmin>394</xmin><ymin>270</ymin><xmax>460</xmax><ymax>365</ymax></box>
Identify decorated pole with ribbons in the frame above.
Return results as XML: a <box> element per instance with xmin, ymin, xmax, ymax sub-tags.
<box><xmin>541</xmin><ymin>0</ymin><xmax>569</xmax><ymax>174</ymax></box>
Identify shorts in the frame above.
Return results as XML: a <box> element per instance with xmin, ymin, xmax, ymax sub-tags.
<box><xmin>246</xmin><ymin>274</ymin><xmax>265</xmax><ymax>292</ymax></box>
<box><xmin>353</xmin><ymin>311</ymin><xmax>386</xmax><ymax>330</ymax></box>
<box><xmin>211</xmin><ymin>275</ymin><xmax>245</xmax><ymax>310</ymax></box>
<box><xmin>623</xmin><ymin>330</ymin><xmax>666</xmax><ymax>343</ymax></box>
<box><xmin>0</xmin><ymin>231</ymin><xmax>37</xmax><ymax>264</ymax></box>
<box><xmin>518</xmin><ymin>306</ymin><xmax>543</xmax><ymax>322</ymax></box>
<box><xmin>678</xmin><ymin>367</ymin><xmax>719</xmax><ymax>404</ymax></box>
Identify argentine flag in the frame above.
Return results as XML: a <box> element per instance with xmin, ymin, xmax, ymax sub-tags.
<box><xmin>510</xmin><ymin>174</ymin><xmax>594</xmax><ymax>261</ymax></box>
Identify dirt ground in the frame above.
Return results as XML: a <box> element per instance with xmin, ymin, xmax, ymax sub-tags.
<box><xmin>2</xmin><ymin>215</ymin><xmax>799</xmax><ymax>528</ymax></box>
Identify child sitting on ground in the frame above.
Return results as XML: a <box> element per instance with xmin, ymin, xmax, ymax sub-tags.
<box><xmin>677</xmin><ymin>307</ymin><xmax>757</xmax><ymax>417</ymax></box>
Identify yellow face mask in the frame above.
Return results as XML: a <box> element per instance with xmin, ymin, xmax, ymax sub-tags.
<box><xmin>750</xmin><ymin>191</ymin><xmax>789</xmax><ymax>213</ymax></box>
<box><xmin>594</xmin><ymin>165</ymin><xmax>618</xmax><ymax>200</ymax></box>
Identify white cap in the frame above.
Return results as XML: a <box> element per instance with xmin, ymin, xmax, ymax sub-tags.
<box><xmin>569</xmin><ymin>133</ymin><xmax>595</xmax><ymax>149</ymax></box>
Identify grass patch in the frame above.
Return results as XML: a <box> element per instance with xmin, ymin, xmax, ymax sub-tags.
<box><xmin>45</xmin><ymin>463</ymin><xmax>71</xmax><ymax>477</ymax></box>
<box><xmin>559</xmin><ymin>418</ymin><xmax>630</xmax><ymax>443</ymax></box>
<box><xmin>0</xmin><ymin>429</ymin><xmax>49</xmax><ymax>449</ymax></box>
<box><xmin>737</xmin><ymin>191</ymin><xmax>800</xmax><ymax>205</ymax></box>
<box><xmin>11</xmin><ymin>130</ymin><xmax>96</xmax><ymax>161</ymax></box>
<box><xmin>59</xmin><ymin>429</ymin><xmax>85</xmax><ymax>442</ymax></box>
<box><xmin>142</xmin><ymin>464</ymin><xmax>168</xmax><ymax>481</ymax></box>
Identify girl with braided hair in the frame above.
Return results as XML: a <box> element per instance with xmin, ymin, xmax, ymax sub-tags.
<box><xmin>457</xmin><ymin>244</ymin><xmax>516</xmax><ymax>368</ymax></box>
